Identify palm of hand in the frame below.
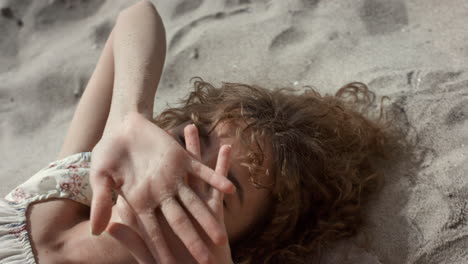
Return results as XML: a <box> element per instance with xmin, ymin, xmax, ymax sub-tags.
<box><xmin>89</xmin><ymin>113</ymin><xmax>234</xmax><ymax>264</ymax></box>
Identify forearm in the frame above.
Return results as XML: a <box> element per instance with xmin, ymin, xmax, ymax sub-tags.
<box><xmin>106</xmin><ymin>0</ymin><xmax>166</xmax><ymax>132</ymax></box>
<box><xmin>58</xmin><ymin>1</ymin><xmax>166</xmax><ymax>158</ymax></box>
<box><xmin>58</xmin><ymin>28</ymin><xmax>115</xmax><ymax>159</ymax></box>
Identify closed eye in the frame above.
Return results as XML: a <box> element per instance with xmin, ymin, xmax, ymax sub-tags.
<box><xmin>178</xmin><ymin>135</ymin><xmax>186</xmax><ymax>149</ymax></box>
<box><xmin>196</xmin><ymin>124</ymin><xmax>211</xmax><ymax>147</ymax></box>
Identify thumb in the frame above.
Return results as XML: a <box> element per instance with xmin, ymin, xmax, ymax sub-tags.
<box><xmin>107</xmin><ymin>222</ymin><xmax>155</xmax><ymax>264</ymax></box>
<box><xmin>90</xmin><ymin>170</ymin><xmax>115</xmax><ymax>236</ymax></box>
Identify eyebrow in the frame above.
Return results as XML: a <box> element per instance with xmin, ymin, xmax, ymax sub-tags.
<box><xmin>227</xmin><ymin>171</ymin><xmax>244</xmax><ymax>205</ymax></box>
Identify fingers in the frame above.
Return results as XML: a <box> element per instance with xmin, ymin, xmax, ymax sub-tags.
<box><xmin>183</xmin><ymin>124</ymin><xmax>235</xmax><ymax>194</ymax></box>
<box><xmin>212</xmin><ymin>145</ymin><xmax>232</xmax><ymax>202</ymax></box>
<box><xmin>178</xmin><ymin>185</ymin><xmax>227</xmax><ymax>245</ymax></box>
<box><xmin>107</xmin><ymin>222</ymin><xmax>155</xmax><ymax>264</ymax></box>
<box><xmin>209</xmin><ymin>145</ymin><xmax>232</xmax><ymax>220</ymax></box>
<box><xmin>184</xmin><ymin>124</ymin><xmax>206</xmax><ymax>194</ymax></box>
<box><xmin>117</xmin><ymin>196</ymin><xmax>178</xmax><ymax>264</ymax></box>
<box><xmin>184</xmin><ymin>124</ymin><xmax>201</xmax><ymax>159</ymax></box>
<box><xmin>137</xmin><ymin>210</ymin><xmax>176</xmax><ymax>264</ymax></box>
<box><xmin>90</xmin><ymin>170</ymin><xmax>115</xmax><ymax>236</ymax></box>
<box><xmin>188</xmin><ymin>160</ymin><xmax>236</xmax><ymax>194</ymax></box>
<box><xmin>161</xmin><ymin>196</ymin><xmax>215</xmax><ymax>264</ymax></box>
<box><xmin>115</xmin><ymin>196</ymin><xmax>139</xmax><ymax>234</ymax></box>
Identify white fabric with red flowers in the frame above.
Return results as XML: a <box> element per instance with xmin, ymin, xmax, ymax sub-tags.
<box><xmin>0</xmin><ymin>152</ymin><xmax>92</xmax><ymax>264</ymax></box>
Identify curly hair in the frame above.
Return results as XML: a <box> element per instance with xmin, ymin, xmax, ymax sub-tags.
<box><xmin>153</xmin><ymin>77</ymin><xmax>394</xmax><ymax>263</ymax></box>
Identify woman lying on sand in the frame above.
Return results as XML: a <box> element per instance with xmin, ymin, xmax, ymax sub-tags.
<box><xmin>0</xmin><ymin>1</ymin><xmax>393</xmax><ymax>263</ymax></box>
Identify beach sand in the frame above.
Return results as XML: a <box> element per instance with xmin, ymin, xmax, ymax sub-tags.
<box><xmin>1</xmin><ymin>0</ymin><xmax>467</xmax><ymax>263</ymax></box>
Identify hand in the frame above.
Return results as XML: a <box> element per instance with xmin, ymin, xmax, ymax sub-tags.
<box><xmin>89</xmin><ymin>112</ymin><xmax>235</xmax><ymax>263</ymax></box>
<box><xmin>107</xmin><ymin>124</ymin><xmax>234</xmax><ymax>264</ymax></box>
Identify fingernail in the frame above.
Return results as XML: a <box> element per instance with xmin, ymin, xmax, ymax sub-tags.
<box><xmin>91</xmin><ymin>226</ymin><xmax>101</xmax><ymax>236</ymax></box>
<box><xmin>223</xmin><ymin>144</ymin><xmax>232</xmax><ymax>152</ymax></box>
<box><xmin>227</xmin><ymin>182</ymin><xmax>236</xmax><ymax>193</ymax></box>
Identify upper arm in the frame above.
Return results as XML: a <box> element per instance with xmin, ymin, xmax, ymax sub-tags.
<box><xmin>28</xmin><ymin>199</ymin><xmax>136</xmax><ymax>264</ymax></box>
<box><xmin>27</xmin><ymin>199</ymin><xmax>90</xmax><ymax>263</ymax></box>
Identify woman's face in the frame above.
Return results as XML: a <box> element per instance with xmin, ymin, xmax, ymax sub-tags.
<box><xmin>167</xmin><ymin>120</ymin><xmax>272</xmax><ymax>242</ymax></box>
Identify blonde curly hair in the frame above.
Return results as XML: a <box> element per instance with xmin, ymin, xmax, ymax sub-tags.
<box><xmin>153</xmin><ymin>78</ymin><xmax>393</xmax><ymax>263</ymax></box>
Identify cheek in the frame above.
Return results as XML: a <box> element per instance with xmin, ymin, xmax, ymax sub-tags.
<box><xmin>224</xmin><ymin>208</ymin><xmax>242</xmax><ymax>242</ymax></box>
<box><xmin>225</xmin><ymin>192</ymin><xmax>272</xmax><ymax>242</ymax></box>
<box><xmin>223</xmin><ymin>203</ymin><xmax>260</xmax><ymax>242</ymax></box>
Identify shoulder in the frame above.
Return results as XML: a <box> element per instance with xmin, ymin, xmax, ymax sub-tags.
<box><xmin>5</xmin><ymin>152</ymin><xmax>93</xmax><ymax>205</ymax></box>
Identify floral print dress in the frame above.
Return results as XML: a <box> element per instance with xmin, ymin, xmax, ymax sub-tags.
<box><xmin>0</xmin><ymin>152</ymin><xmax>93</xmax><ymax>264</ymax></box>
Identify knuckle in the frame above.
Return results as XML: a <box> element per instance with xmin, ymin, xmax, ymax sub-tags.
<box><xmin>183</xmin><ymin>192</ymin><xmax>198</xmax><ymax>208</ymax></box>
<box><xmin>213</xmin><ymin>230</ymin><xmax>227</xmax><ymax>245</ymax></box>
<box><xmin>186</xmin><ymin>197</ymin><xmax>197</xmax><ymax>209</ymax></box>
<box><xmin>149</xmin><ymin>231</ymin><xmax>163</xmax><ymax>245</ymax></box>
<box><xmin>172</xmin><ymin>214</ymin><xmax>189</xmax><ymax>229</ymax></box>
<box><xmin>143</xmin><ymin>215</ymin><xmax>160</xmax><ymax>236</ymax></box>
<box><xmin>166</xmin><ymin>259</ymin><xmax>178</xmax><ymax>264</ymax></box>
<box><xmin>160</xmin><ymin>194</ymin><xmax>175</xmax><ymax>208</ymax></box>
<box><xmin>188</xmin><ymin>241</ymin><xmax>210</xmax><ymax>264</ymax></box>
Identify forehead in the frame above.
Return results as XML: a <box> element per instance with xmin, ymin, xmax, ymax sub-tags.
<box><xmin>211</xmin><ymin>120</ymin><xmax>254</xmax><ymax>151</ymax></box>
<box><xmin>212</xmin><ymin>120</ymin><xmax>239</xmax><ymax>138</ymax></box>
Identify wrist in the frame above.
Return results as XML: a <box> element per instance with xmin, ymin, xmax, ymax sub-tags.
<box><xmin>103</xmin><ymin>110</ymin><xmax>150</xmax><ymax>137</ymax></box>
<box><xmin>110</xmin><ymin>82</ymin><xmax>154</xmax><ymax>117</ymax></box>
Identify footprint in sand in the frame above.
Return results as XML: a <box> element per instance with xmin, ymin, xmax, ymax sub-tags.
<box><xmin>359</xmin><ymin>0</ymin><xmax>408</xmax><ymax>35</ymax></box>
<box><xmin>413</xmin><ymin>234</ymin><xmax>468</xmax><ymax>264</ymax></box>
<box><xmin>444</xmin><ymin>194</ymin><xmax>468</xmax><ymax>230</ymax></box>
<box><xmin>92</xmin><ymin>20</ymin><xmax>113</xmax><ymax>47</ymax></box>
<box><xmin>446</xmin><ymin>98</ymin><xmax>468</xmax><ymax>127</ymax></box>
<box><xmin>417</xmin><ymin>70</ymin><xmax>463</xmax><ymax>92</ymax></box>
<box><xmin>172</xmin><ymin>0</ymin><xmax>203</xmax><ymax>18</ymax></box>
<box><xmin>301</xmin><ymin>0</ymin><xmax>320</xmax><ymax>8</ymax></box>
<box><xmin>267</xmin><ymin>0</ymin><xmax>322</xmax><ymax>53</ymax></box>
<box><xmin>0</xmin><ymin>0</ymin><xmax>29</xmax><ymax>26</ymax></box>
<box><xmin>169</xmin><ymin>7</ymin><xmax>250</xmax><ymax>51</ymax></box>
<box><xmin>35</xmin><ymin>0</ymin><xmax>105</xmax><ymax>30</ymax></box>
<box><xmin>0</xmin><ymin>89</ymin><xmax>15</xmax><ymax>115</ymax></box>
<box><xmin>269</xmin><ymin>27</ymin><xmax>305</xmax><ymax>52</ymax></box>
<box><xmin>0</xmin><ymin>2</ymin><xmax>27</xmax><ymax>69</ymax></box>
<box><xmin>9</xmin><ymin>71</ymin><xmax>80</xmax><ymax>134</ymax></box>
<box><xmin>225</xmin><ymin>0</ymin><xmax>252</xmax><ymax>7</ymax></box>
